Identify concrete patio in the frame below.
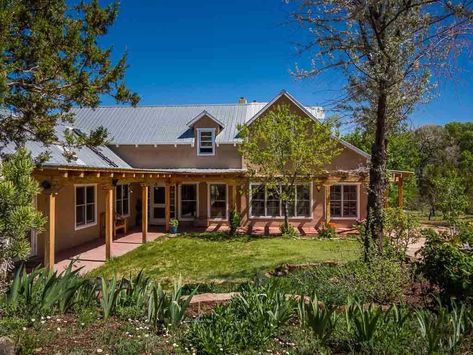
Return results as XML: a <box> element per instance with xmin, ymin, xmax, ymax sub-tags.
<box><xmin>54</xmin><ymin>228</ymin><xmax>163</xmax><ymax>274</ymax></box>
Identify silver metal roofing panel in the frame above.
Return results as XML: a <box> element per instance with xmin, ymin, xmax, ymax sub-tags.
<box><xmin>71</xmin><ymin>102</ymin><xmax>324</xmax><ymax>145</ymax></box>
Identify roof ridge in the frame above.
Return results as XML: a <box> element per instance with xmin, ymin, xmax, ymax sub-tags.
<box><xmin>74</xmin><ymin>102</ymin><xmax>269</xmax><ymax>109</ymax></box>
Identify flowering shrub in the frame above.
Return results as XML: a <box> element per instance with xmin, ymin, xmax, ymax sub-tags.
<box><xmin>318</xmin><ymin>223</ymin><xmax>337</xmax><ymax>239</ymax></box>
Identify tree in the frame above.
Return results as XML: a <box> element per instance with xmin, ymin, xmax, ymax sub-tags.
<box><xmin>238</xmin><ymin>105</ymin><xmax>340</xmax><ymax>233</ymax></box>
<box><xmin>290</xmin><ymin>0</ymin><xmax>473</xmax><ymax>257</ymax></box>
<box><xmin>0</xmin><ymin>149</ymin><xmax>45</xmax><ymax>283</ymax></box>
<box><xmin>0</xmin><ymin>0</ymin><xmax>139</xmax><ymax>161</ymax></box>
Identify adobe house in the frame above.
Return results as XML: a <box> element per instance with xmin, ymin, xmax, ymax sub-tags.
<box><xmin>14</xmin><ymin>91</ymin><xmax>409</xmax><ymax>268</ymax></box>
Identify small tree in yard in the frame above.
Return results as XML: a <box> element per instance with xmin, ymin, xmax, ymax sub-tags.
<box><xmin>0</xmin><ymin>149</ymin><xmax>45</xmax><ymax>286</ymax></box>
<box><xmin>238</xmin><ymin>104</ymin><xmax>340</xmax><ymax>233</ymax></box>
<box><xmin>290</xmin><ymin>0</ymin><xmax>473</xmax><ymax>258</ymax></box>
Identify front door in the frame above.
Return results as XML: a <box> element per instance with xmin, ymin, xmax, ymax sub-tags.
<box><xmin>150</xmin><ymin>185</ymin><xmax>166</xmax><ymax>225</ymax></box>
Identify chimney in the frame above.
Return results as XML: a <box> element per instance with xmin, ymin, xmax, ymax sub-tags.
<box><xmin>239</xmin><ymin>97</ymin><xmax>247</xmax><ymax>104</ymax></box>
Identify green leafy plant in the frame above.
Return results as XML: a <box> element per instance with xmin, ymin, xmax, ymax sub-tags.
<box><xmin>229</xmin><ymin>209</ymin><xmax>241</xmax><ymax>236</ymax></box>
<box><xmin>298</xmin><ymin>293</ymin><xmax>338</xmax><ymax>344</ymax></box>
<box><xmin>279</xmin><ymin>223</ymin><xmax>299</xmax><ymax>238</ymax></box>
<box><xmin>169</xmin><ymin>218</ymin><xmax>179</xmax><ymax>228</ymax></box>
<box><xmin>318</xmin><ymin>223</ymin><xmax>337</xmax><ymax>239</ymax></box>
<box><xmin>346</xmin><ymin>301</ymin><xmax>382</xmax><ymax>345</ymax></box>
<box><xmin>99</xmin><ymin>275</ymin><xmax>122</xmax><ymax>319</ymax></box>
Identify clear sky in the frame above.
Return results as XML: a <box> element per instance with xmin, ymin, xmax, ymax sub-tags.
<box><xmin>98</xmin><ymin>0</ymin><xmax>472</xmax><ymax>129</ymax></box>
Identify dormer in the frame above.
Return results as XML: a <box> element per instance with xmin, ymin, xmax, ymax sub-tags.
<box><xmin>187</xmin><ymin>111</ymin><xmax>225</xmax><ymax>156</ymax></box>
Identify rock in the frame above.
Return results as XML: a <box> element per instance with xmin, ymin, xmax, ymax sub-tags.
<box><xmin>0</xmin><ymin>337</ymin><xmax>15</xmax><ymax>355</ymax></box>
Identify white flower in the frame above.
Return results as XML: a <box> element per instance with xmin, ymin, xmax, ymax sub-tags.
<box><xmin>97</xmin><ymin>349</ymin><xmax>103</xmax><ymax>353</ymax></box>
<box><xmin>46</xmin><ymin>316</ymin><xmax>51</xmax><ymax>319</ymax></box>
<box><xmin>81</xmin><ymin>323</ymin><xmax>85</xmax><ymax>326</ymax></box>
<box><xmin>31</xmin><ymin>318</ymin><xmax>35</xmax><ymax>322</ymax></box>
<box><xmin>41</xmin><ymin>321</ymin><xmax>45</xmax><ymax>324</ymax></box>
<box><xmin>22</xmin><ymin>327</ymin><xmax>27</xmax><ymax>331</ymax></box>
<box><xmin>144</xmin><ymin>334</ymin><xmax>149</xmax><ymax>338</ymax></box>
<box><xmin>57</xmin><ymin>327</ymin><xmax>61</xmax><ymax>331</ymax></box>
<box><xmin>172</xmin><ymin>343</ymin><xmax>178</xmax><ymax>347</ymax></box>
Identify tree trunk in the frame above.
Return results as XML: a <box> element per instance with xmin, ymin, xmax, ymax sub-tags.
<box><xmin>365</xmin><ymin>88</ymin><xmax>388</xmax><ymax>260</ymax></box>
<box><xmin>283</xmin><ymin>199</ymin><xmax>289</xmax><ymax>232</ymax></box>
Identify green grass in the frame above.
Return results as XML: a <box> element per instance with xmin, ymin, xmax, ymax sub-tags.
<box><xmin>90</xmin><ymin>233</ymin><xmax>360</xmax><ymax>285</ymax></box>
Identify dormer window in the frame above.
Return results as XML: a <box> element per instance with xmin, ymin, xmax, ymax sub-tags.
<box><xmin>197</xmin><ymin>128</ymin><xmax>215</xmax><ymax>156</ymax></box>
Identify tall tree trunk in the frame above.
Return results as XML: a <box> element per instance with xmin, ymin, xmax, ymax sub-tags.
<box><xmin>283</xmin><ymin>199</ymin><xmax>289</xmax><ymax>232</ymax></box>
<box><xmin>365</xmin><ymin>88</ymin><xmax>388</xmax><ymax>260</ymax></box>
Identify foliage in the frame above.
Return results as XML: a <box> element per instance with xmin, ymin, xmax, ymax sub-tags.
<box><xmin>169</xmin><ymin>218</ymin><xmax>179</xmax><ymax>228</ymax></box>
<box><xmin>383</xmin><ymin>208</ymin><xmax>421</xmax><ymax>260</ymax></box>
<box><xmin>186</xmin><ymin>284</ymin><xmax>295</xmax><ymax>354</ymax></box>
<box><xmin>147</xmin><ymin>278</ymin><xmax>197</xmax><ymax>329</ymax></box>
<box><xmin>298</xmin><ymin>293</ymin><xmax>338</xmax><ymax>344</ymax></box>
<box><xmin>0</xmin><ymin>0</ymin><xmax>139</xmax><ymax>160</ymax></box>
<box><xmin>432</xmin><ymin>171</ymin><xmax>468</xmax><ymax>227</ymax></box>
<box><xmin>238</xmin><ymin>104</ymin><xmax>340</xmax><ymax>230</ymax></box>
<box><xmin>418</xmin><ymin>229</ymin><xmax>473</xmax><ymax>300</ymax></box>
<box><xmin>279</xmin><ymin>222</ymin><xmax>299</xmax><ymax>237</ymax></box>
<box><xmin>290</xmin><ymin>0</ymin><xmax>473</xmax><ymax>255</ymax></box>
<box><xmin>0</xmin><ymin>149</ymin><xmax>45</xmax><ymax>282</ymax></box>
<box><xmin>346</xmin><ymin>301</ymin><xmax>382</xmax><ymax>345</ymax></box>
<box><xmin>229</xmin><ymin>209</ymin><xmax>241</xmax><ymax>236</ymax></box>
<box><xmin>317</xmin><ymin>222</ymin><xmax>337</xmax><ymax>239</ymax></box>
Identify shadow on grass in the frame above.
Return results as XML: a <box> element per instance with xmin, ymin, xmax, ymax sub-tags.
<box><xmin>177</xmin><ymin>232</ymin><xmax>282</xmax><ymax>242</ymax></box>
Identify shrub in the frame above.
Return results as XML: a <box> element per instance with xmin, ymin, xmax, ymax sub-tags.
<box><xmin>229</xmin><ymin>209</ymin><xmax>241</xmax><ymax>236</ymax></box>
<box><xmin>298</xmin><ymin>293</ymin><xmax>338</xmax><ymax>344</ymax></box>
<box><xmin>318</xmin><ymin>223</ymin><xmax>337</xmax><ymax>239</ymax></box>
<box><xmin>418</xmin><ymin>229</ymin><xmax>473</xmax><ymax>300</ymax></box>
<box><xmin>186</xmin><ymin>285</ymin><xmax>295</xmax><ymax>353</ymax></box>
<box><xmin>383</xmin><ymin>207</ymin><xmax>421</xmax><ymax>260</ymax></box>
<box><xmin>279</xmin><ymin>223</ymin><xmax>299</xmax><ymax>237</ymax></box>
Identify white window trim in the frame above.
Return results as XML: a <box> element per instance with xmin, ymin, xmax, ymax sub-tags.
<box><xmin>196</xmin><ymin>128</ymin><xmax>216</xmax><ymax>156</ymax></box>
<box><xmin>74</xmin><ymin>183</ymin><xmax>97</xmax><ymax>231</ymax></box>
<box><xmin>178</xmin><ymin>182</ymin><xmax>199</xmax><ymax>221</ymax></box>
<box><xmin>249</xmin><ymin>182</ymin><xmax>313</xmax><ymax>220</ymax></box>
<box><xmin>207</xmin><ymin>182</ymin><xmax>228</xmax><ymax>221</ymax></box>
<box><xmin>115</xmin><ymin>183</ymin><xmax>131</xmax><ymax>218</ymax></box>
<box><xmin>329</xmin><ymin>183</ymin><xmax>361</xmax><ymax>220</ymax></box>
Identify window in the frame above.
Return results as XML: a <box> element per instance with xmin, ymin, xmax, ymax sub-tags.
<box><xmin>330</xmin><ymin>184</ymin><xmax>358</xmax><ymax>218</ymax></box>
<box><xmin>197</xmin><ymin>128</ymin><xmax>215</xmax><ymax>155</ymax></box>
<box><xmin>75</xmin><ymin>184</ymin><xmax>96</xmax><ymax>229</ymax></box>
<box><xmin>115</xmin><ymin>184</ymin><xmax>130</xmax><ymax>217</ymax></box>
<box><xmin>250</xmin><ymin>183</ymin><xmax>312</xmax><ymax>218</ymax></box>
<box><xmin>180</xmin><ymin>184</ymin><xmax>198</xmax><ymax>219</ymax></box>
<box><xmin>209</xmin><ymin>184</ymin><xmax>227</xmax><ymax>219</ymax></box>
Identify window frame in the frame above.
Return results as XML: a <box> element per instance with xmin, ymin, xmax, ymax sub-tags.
<box><xmin>115</xmin><ymin>183</ymin><xmax>131</xmax><ymax>218</ymax></box>
<box><xmin>178</xmin><ymin>182</ymin><xmax>199</xmax><ymax>221</ymax></box>
<box><xmin>74</xmin><ymin>183</ymin><xmax>97</xmax><ymax>231</ymax></box>
<box><xmin>249</xmin><ymin>182</ymin><xmax>313</xmax><ymax>219</ymax></box>
<box><xmin>207</xmin><ymin>183</ymin><xmax>228</xmax><ymax>220</ymax></box>
<box><xmin>329</xmin><ymin>183</ymin><xmax>360</xmax><ymax>220</ymax></box>
<box><xmin>196</xmin><ymin>128</ymin><xmax>216</xmax><ymax>156</ymax></box>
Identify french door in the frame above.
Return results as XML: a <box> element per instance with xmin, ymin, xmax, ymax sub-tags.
<box><xmin>149</xmin><ymin>185</ymin><xmax>176</xmax><ymax>225</ymax></box>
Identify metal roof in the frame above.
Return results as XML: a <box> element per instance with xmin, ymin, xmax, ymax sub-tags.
<box><xmin>3</xmin><ymin>125</ymin><xmax>131</xmax><ymax>169</ymax></box>
<box><xmin>72</xmin><ymin>99</ymin><xmax>325</xmax><ymax>145</ymax></box>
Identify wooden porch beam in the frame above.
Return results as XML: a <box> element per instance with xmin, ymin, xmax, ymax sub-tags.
<box><xmin>44</xmin><ymin>192</ymin><xmax>56</xmax><ymax>270</ymax></box>
<box><xmin>142</xmin><ymin>184</ymin><xmax>148</xmax><ymax>243</ymax></box>
<box><xmin>105</xmin><ymin>185</ymin><xmax>114</xmax><ymax>260</ymax></box>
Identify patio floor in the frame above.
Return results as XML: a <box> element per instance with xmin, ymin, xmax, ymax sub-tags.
<box><xmin>55</xmin><ymin>228</ymin><xmax>164</xmax><ymax>274</ymax></box>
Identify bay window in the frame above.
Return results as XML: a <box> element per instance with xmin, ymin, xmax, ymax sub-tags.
<box><xmin>330</xmin><ymin>184</ymin><xmax>358</xmax><ymax>218</ymax></box>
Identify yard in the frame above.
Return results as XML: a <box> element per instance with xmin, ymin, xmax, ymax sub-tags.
<box><xmin>89</xmin><ymin>233</ymin><xmax>360</xmax><ymax>284</ymax></box>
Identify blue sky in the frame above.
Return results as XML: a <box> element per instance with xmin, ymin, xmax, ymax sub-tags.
<box><xmin>99</xmin><ymin>0</ymin><xmax>472</xmax><ymax>128</ymax></box>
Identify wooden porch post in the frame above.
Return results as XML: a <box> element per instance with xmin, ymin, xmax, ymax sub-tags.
<box><xmin>44</xmin><ymin>192</ymin><xmax>56</xmax><ymax>269</ymax></box>
<box><xmin>165</xmin><ymin>183</ymin><xmax>170</xmax><ymax>232</ymax></box>
<box><xmin>142</xmin><ymin>184</ymin><xmax>148</xmax><ymax>243</ymax></box>
<box><xmin>397</xmin><ymin>176</ymin><xmax>404</xmax><ymax>209</ymax></box>
<box><xmin>384</xmin><ymin>183</ymin><xmax>390</xmax><ymax>208</ymax></box>
<box><xmin>105</xmin><ymin>185</ymin><xmax>113</xmax><ymax>260</ymax></box>
<box><xmin>324</xmin><ymin>185</ymin><xmax>331</xmax><ymax>224</ymax></box>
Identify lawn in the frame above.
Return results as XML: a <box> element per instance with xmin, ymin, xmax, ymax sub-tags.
<box><xmin>90</xmin><ymin>234</ymin><xmax>360</xmax><ymax>284</ymax></box>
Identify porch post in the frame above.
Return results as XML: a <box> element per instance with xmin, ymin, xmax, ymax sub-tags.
<box><xmin>384</xmin><ymin>183</ymin><xmax>390</xmax><ymax>208</ymax></box>
<box><xmin>396</xmin><ymin>176</ymin><xmax>404</xmax><ymax>209</ymax></box>
<box><xmin>165</xmin><ymin>183</ymin><xmax>170</xmax><ymax>232</ymax></box>
<box><xmin>105</xmin><ymin>185</ymin><xmax>113</xmax><ymax>260</ymax></box>
<box><xmin>324</xmin><ymin>185</ymin><xmax>331</xmax><ymax>224</ymax></box>
<box><xmin>44</xmin><ymin>192</ymin><xmax>56</xmax><ymax>270</ymax></box>
<box><xmin>142</xmin><ymin>184</ymin><xmax>148</xmax><ymax>243</ymax></box>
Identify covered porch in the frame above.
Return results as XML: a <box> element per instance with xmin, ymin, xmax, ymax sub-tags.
<box><xmin>33</xmin><ymin>166</ymin><xmax>244</xmax><ymax>270</ymax></box>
